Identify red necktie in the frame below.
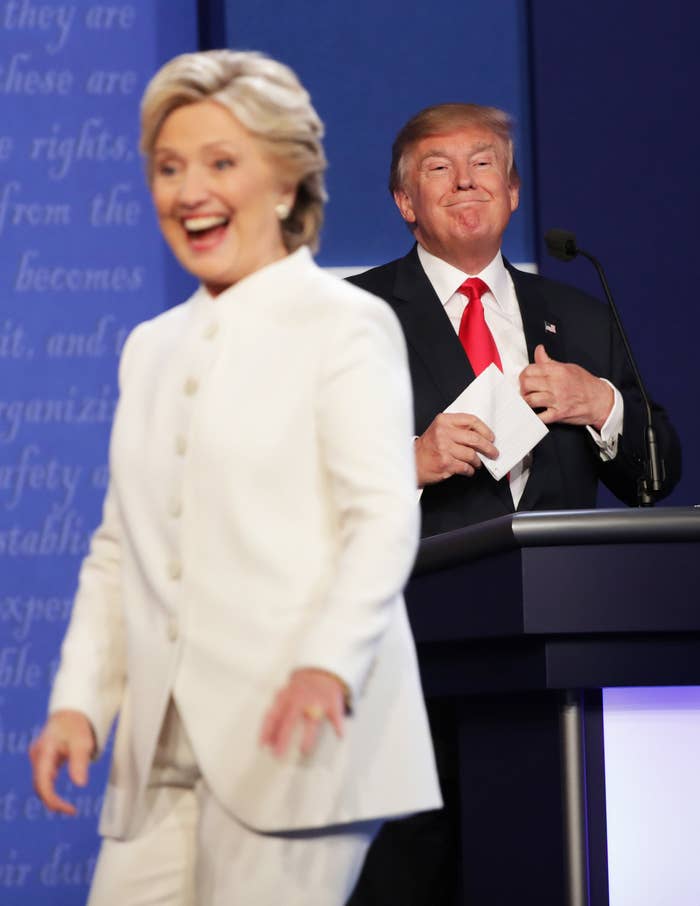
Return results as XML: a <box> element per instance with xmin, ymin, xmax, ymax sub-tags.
<box><xmin>457</xmin><ymin>277</ymin><xmax>502</xmax><ymax>375</ymax></box>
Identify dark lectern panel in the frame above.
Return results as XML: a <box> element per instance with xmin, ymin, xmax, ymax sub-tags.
<box><xmin>522</xmin><ymin>542</ymin><xmax>700</xmax><ymax>634</ymax></box>
<box><xmin>408</xmin><ymin>538</ymin><xmax>700</xmax><ymax>642</ymax></box>
<box><xmin>416</xmin><ymin>638</ymin><xmax>550</xmax><ymax>697</ymax></box>
<box><xmin>417</xmin><ymin>634</ymin><xmax>700</xmax><ymax>696</ymax></box>
<box><xmin>406</xmin><ymin>550</ymin><xmax>525</xmax><ymax>643</ymax></box>
<box><xmin>544</xmin><ymin>636</ymin><xmax>700</xmax><ymax>688</ymax></box>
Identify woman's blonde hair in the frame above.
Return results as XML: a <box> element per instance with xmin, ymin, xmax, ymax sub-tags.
<box><xmin>140</xmin><ymin>50</ymin><xmax>327</xmax><ymax>252</ymax></box>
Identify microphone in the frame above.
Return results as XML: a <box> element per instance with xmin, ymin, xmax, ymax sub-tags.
<box><xmin>543</xmin><ymin>228</ymin><xmax>664</xmax><ymax>506</ymax></box>
<box><xmin>543</xmin><ymin>229</ymin><xmax>578</xmax><ymax>262</ymax></box>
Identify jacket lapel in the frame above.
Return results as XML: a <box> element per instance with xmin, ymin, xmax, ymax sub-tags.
<box><xmin>506</xmin><ymin>261</ymin><xmax>564</xmax><ymax>362</ymax></box>
<box><xmin>505</xmin><ymin>261</ymin><xmax>566</xmax><ymax>511</ymax></box>
<box><xmin>393</xmin><ymin>246</ymin><xmax>476</xmax><ymax>408</ymax></box>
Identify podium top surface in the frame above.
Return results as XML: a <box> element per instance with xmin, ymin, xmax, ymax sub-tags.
<box><xmin>414</xmin><ymin>506</ymin><xmax>700</xmax><ymax>576</ymax></box>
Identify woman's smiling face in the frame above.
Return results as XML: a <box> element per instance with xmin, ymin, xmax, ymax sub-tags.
<box><xmin>151</xmin><ymin>100</ymin><xmax>295</xmax><ymax>295</ymax></box>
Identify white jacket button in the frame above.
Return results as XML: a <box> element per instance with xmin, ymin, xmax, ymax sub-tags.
<box><xmin>168</xmin><ymin>560</ymin><xmax>182</xmax><ymax>581</ymax></box>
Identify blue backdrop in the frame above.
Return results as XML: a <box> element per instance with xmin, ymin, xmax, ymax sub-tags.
<box><xmin>530</xmin><ymin>0</ymin><xmax>699</xmax><ymax>509</ymax></box>
<box><xmin>0</xmin><ymin>2</ymin><xmax>197</xmax><ymax>901</ymax></box>
<box><xmin>223</xmin><ymin>0</ymin><xmax>536</xmax><ymax>269</ymax></box>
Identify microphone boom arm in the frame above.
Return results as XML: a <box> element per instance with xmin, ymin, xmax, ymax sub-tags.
<box><xmin>544</xmin><ymin>230</ymin><xmax>664</xmax><ymax>505</ymax></box>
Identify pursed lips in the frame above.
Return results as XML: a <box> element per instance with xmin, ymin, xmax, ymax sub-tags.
<box><xmin>445</xmin><ymin>197</ymin><xmax>489</xmax><ymax>207</ymax></box>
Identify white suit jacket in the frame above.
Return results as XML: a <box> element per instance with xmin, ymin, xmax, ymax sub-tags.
<box><xmin>49</xmin><ymin>247</ymin><xmax>441</xmax><ymax>839</ymax></box>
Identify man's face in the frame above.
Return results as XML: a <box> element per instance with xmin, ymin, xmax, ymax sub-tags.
<box><xmin>394</xmin><ymin>125</ymin><xmax>519</xmax><ymax>270</ymax></box>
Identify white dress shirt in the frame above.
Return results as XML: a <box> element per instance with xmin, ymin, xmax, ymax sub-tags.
<box><xmin>417</xmin><ymin>244</ymin><xmax>623</xmax><ymax>507</ymax></box>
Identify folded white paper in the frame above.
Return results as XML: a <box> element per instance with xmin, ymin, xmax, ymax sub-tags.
<box><xmin>445</xmin><ymin>364</ymin><xmax>548</xmax><ymax>481</ymax></box>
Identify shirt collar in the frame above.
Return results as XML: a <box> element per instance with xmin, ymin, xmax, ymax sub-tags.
<box><xmin>193</xmin><ymin>246</ymin><xmax>312</xmax><ymax>313</ymax></box>
<box><xmin>416</xmin><ymin>243</ymin><xmax>511</xmax><ymax>313</ymax></box>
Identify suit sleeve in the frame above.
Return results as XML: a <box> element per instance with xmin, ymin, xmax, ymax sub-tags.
<box><xmin>48</xmin><ymin>482</ymin><xmax>127</xmax><ymax>752</ymax></box>
<box><xmin>47</xmin><ymin>326</ymin><xmax>146</xmax><ymax>752</ymax></box>
<box><xmin>293</xmin><ymin>294</ymin><xmax>420</xmax><ymax>698</ymax></box>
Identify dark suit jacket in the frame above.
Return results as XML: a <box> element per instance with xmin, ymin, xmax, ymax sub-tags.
<box><xmin>348</xmin><ymin>246</ymin><xmax>681</xmax><ymax>537</ymax></box>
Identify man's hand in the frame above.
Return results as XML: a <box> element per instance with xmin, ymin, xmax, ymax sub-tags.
<box><xmin>259</xmin><ymin>668</ymin><xmax>346</xmax><ymax>759</ymax></box>
<box><xmin>29</xmin><ymin>709</ymin><xmax>96</xmax><ymax>815</ymax></box>
<box><xmin>520</xmin><ymin>345</ymin><xmax>613</xmax><ymax>430</ymax></box>
<box><xmin>415</xmin><ymin>412</ymin><xmax>497</xmax><ymax>487</ymax></box>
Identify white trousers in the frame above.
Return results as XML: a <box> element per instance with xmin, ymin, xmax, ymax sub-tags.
<box><xmin>87</xmin><ymin>701</ymin><xmax>380</xmax><ymax>906</ymax></box>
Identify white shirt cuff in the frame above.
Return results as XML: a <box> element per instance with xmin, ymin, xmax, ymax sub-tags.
<box><xmin>586</xmin><ymin>379</ymin><xmax>623</xmax><ymax>461</ymax></box>
<box><xmin>413</xmin><ymin>436</ymin><xmax>424</xmax><ymax>499</ymax></box>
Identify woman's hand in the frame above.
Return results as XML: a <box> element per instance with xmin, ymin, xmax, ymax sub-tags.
<box><xmin>259</xmin><ymin>668</ymin><xmax>347</xmax><ymax>758</ymax></box>
<box><xmin>29</xmin><ymin>709</ymin><xmax>96</xmax><ymax>815</ymax></box>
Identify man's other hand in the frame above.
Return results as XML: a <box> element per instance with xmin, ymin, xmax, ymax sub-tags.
<box><xmin>520</xmin><ymin>345</ymin><xmax>613</xmax><ymax>430</ymax></box>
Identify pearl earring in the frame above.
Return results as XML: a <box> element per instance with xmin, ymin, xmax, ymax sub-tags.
<box><xmin>275</xmin><ymin>202</ymin><xmax>291</xmax><ymax>220</ymax></box>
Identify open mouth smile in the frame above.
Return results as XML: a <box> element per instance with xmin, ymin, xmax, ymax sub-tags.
<box><xmin>182</xmin><ymin>215</ymin><xmax>230</xmax><ymax>250</ymax></box>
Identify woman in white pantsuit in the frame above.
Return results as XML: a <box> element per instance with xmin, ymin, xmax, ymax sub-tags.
<box><xmin>29</xmin><ymin>50</ymin><xmax>440</xmax><ymax>905</ymax></box>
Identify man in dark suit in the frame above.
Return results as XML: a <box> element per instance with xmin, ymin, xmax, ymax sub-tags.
<box><xmin>346</xmin><ymin>103</ymin><xmax>681</xmax><ymax>905</ymax></box>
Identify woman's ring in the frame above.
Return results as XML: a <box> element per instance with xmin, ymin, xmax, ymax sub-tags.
<box><xmin>303</xmin><ymin>704</ymin><xmax>324</xmax><ymax>722</ymax></box>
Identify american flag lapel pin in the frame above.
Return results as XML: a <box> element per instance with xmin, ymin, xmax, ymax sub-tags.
<box><xmin>544</xmin><ymin>320</ymin><xmax>557</xmax><ymax>334</ymax></box>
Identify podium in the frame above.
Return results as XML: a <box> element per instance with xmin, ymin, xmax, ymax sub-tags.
<box><xmin>405</xmin><ymin>507</ymin><xmax>700</xmax><ymax>906</ymax></box>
